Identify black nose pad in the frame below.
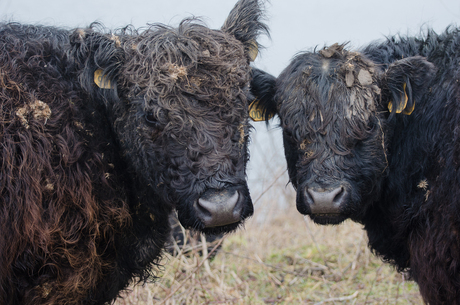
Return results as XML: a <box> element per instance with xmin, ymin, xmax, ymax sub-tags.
<box><xmin>194</xmin><ymin>188</ymin><xmax>243</xmax><ymax>227</ymax></box>
<box><xmin>306</xmin><ymin>186</ymin><xmax>345</xmax><ymax>214</ymax></box>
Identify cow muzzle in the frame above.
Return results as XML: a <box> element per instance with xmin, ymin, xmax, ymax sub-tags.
<box><xmin>296</xmin><ymin>185</ymin><xmax>349</xmax><ymax>225</ymax></box>
<box><xmin>194</xmin><ymin>188</ymin><xmax>244</xmax><ymax>228</ymax></box>
<box><xmin>305</xmin><ymin>186</ymin><xmax>346</xmax><ymax>214</ymax></box>
<box><xmin>296</xmin><ymin>183</ymin><xmax>346</xmax><ymax>213</ymax></box>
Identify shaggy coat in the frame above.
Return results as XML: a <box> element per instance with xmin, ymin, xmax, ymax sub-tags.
<box><xmin>252</xmin><ymin>27</ymin><xmax>460</xmax><ymax>304</ymax></box>
<box><xmin>0</xmin><ymin>0</ymin><xmax>268</xmax><ymax>304</ymax></box>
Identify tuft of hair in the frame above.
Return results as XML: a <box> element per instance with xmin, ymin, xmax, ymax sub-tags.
<box><xmin>318</xmin><ymin>43</ymin><xmax>347</xmax><ymax>59</ymax></box>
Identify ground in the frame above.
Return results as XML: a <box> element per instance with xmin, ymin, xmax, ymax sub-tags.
<box><xmin>114</xmin><ymin>194</ymin><xmax>423</xmax><ymax>304</ymax></box>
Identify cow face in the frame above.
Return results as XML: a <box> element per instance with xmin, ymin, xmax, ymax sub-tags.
<box><xmin>252</xmin><ymin>44</ymin><xmax>435</xmax><ymax>225</ymax></box>
<box><xmin>71</xmin><ymin>0</ymin><xmax>268</xmax><ymax>234</ymax></box>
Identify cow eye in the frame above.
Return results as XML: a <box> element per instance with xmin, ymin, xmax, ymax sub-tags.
<box><xmin>145</xmin><ymin>111</ymin><xmax>158</xmax><ymax>127</ymax></box>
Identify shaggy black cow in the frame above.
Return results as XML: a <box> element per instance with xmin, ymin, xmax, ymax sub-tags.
<box><xmin>0</xmin><ymin>0</ymin><xmax>268</xmax><ymax>304</ymax></box>
<box><xmin>251</xmin><ymin>27</ymin><xmax>460</xmax><ymax>304</ymax></box>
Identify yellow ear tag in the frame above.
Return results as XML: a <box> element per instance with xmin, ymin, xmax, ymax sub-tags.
<box><xmin>249</xmin><ymin>99</ymin><xmax>273</xmax><ymax>122</ymax></box>
<box><xmin>388</xmin><ymin>83</ymin><xmax>411</xmax><ymax>114</ymax></box>
<box><xmin>94</xmin><ymin>69</ymin><xmax>114</xmax><ymax>89</ymax></box>
<box><xmin>402</xmin><ymin>100</ymin><xmax>415</xmax><ymax>115</ymax></box>
<box><xmin>248</xmin><ymin>40</ymin><xmax>259</xmax><ymax>62</ymax></box>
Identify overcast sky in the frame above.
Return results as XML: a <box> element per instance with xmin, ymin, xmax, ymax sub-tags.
<box><xmin>1</xmin><ymin>0</ymin><xmax>458</xmax><ymax>76</ymax></box>
<box><xmin>1</xmin><ymin>0</ymin><xmax>459</xmax><ymax>211</ymax></box>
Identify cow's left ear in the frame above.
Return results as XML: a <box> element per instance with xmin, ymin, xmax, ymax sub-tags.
<box><xmin>249</xmin><ymin>68</ymin><xmax>277</xmax><ymax>122</ymax></box>
<box><xmin>221</xmin><ymin>0</ymin><xmax>269</xmax><ymax>62</ymax></box>
<box><xmin>382</xmin><ymin>56</ymin><xmax>436</xmax><ymax>115</ymax></box>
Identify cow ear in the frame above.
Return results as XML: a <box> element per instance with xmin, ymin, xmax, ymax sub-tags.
<box><xmin>382</xmin><ymin>56</ymin><xmax>436</xmax><ymax>115</ymax></box>
<box><xmin>249</xmin><ymin>68</ymin><xmax>277</xmax><ymax>122</ymax></box>
<box><xmin>69</xmin><ymin>26</ymin><xmax>123</xmax><ymax>97</ymax></box>
<box><xmin>221</xmin><ymin>0</ymin><xmax>269</xmax><ymax>62</ymax></box>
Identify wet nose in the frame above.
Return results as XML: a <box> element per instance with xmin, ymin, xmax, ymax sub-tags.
<box><xmin>305</xmin><ymin>186</ymin><xmax>345</xmax><ymax>214</ymax></box>
<box><xmin>194</xmin><ymin>188</ymin><xmax>243</xmax><ymax>227</ymax></box>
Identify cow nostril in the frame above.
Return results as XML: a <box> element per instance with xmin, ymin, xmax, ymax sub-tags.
<box><xmin>195</xmin><ymin>200</ymin><xmax>213</xmax><ymax>218</ymax></box>
<box><xmin>332</xmin><ymin>186</ymin><xmax>345</xmax><ymax>204</ymax></box>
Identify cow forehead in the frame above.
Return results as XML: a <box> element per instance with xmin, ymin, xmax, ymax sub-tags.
<box><xmin>121</xmin><ymin>24</ymin><xmax>248</xmax><ymax>94</ymax></box>
<box><xmin>277</xmin><ymin>47</ymin><xmax>382</xmax><ymax>135</ymax></box>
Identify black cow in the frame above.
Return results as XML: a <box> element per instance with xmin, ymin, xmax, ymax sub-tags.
<box><xmin>0</xmin><ymin>0</ymin><xmax>268</xmax><ymax>304</ymax></box>
<box><xmin>251</xmin><ymin>27</ymin><xmax>460</xmax><ymax>304</ymax></box>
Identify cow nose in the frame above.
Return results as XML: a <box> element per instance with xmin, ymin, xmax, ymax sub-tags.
<box><xmin>194</xmin><ymin>188</ymin><xmax>243</xmax><ymax>227</ymax></box>
<box><xmin>305</xmin><ymin>186</ymin><xmax>345</xmax><ymax>214</ymax></box>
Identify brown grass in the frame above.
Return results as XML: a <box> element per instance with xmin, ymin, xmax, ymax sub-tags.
<box><xmin>113</xmin><ymin>201</ymin><xmax>423</xmax><ymax>304</ymax></box>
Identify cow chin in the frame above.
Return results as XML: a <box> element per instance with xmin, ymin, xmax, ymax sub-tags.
<box><xmin>309</xmin><ymin>214</ymin><xmax>348</xmax><ymax>225</ymax></box>
<box><xmin>297</xmin><ymin>197</ymin><xmax>350</xmax><ymax>225</ymax></box>
<box><xmin>177</xmin><ymin>184</ymin><xmax>254</xmax><ymax>235</ymax></box>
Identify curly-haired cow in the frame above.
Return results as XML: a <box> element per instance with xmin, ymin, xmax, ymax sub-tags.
<box><xmin>0</xmin><ymin>0</ymin><xmax>268</xmax><ymax>304</ymax></box>
<box><xmin>251</xmin><ymin>27</ymin><xmax>460</xmax><ymax>304</ymax></box>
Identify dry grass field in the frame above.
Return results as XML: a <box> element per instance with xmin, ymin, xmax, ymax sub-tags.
<box><xmin>113</xmin><ymin>199</ymin><xmax>423</xmax><ymax>304</ymax></box>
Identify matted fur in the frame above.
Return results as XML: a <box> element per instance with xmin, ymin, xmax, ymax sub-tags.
<box><xmin>252</xmin><ymin>27</ymin><xmax>460</xmax><ymax>304</ymax></box>
<box><xmin>0</xmin><ymin>0</ymin><xmax>268</xmax><ymax>304</ymax></box>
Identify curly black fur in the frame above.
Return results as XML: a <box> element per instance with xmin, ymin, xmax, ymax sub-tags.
<box><xmin>252</xmin><ymin>27</ymin><xmax>460</xmax><ymax>304</ymax></box>
<box><xmin>0</xmin><ymin>0</ymin><xmax>268</xmax><ymax>304</ymax></box>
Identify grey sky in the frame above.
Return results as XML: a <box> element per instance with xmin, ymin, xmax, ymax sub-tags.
<box><xmin>1</xmin><ymin>0</ymin><xmax>458</xmax><ymax>76</ymax></box>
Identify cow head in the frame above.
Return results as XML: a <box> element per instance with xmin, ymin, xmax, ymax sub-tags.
<box><xmin>251</xmin><ymin>44</ymin><xmax>435</xmax><ymax>225</ymax></box>
<box><xmin>70</xmin><ymin>0</ymin><xmax>268</xmax><ymax>234</ymax></box>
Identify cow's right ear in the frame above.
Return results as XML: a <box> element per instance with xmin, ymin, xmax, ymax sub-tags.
<box><xmin>69</xmin><ymin>26</ymin><xmax>124</xmax><ymax>99</ymax></box>
<box><xmin>249</xmin><ymin>68</ymin><xmax>277</xmax><ymax>123</ymax></box>
<box><xmin>382</xmin><ymin>56</ymin><xmax>436</xmax><ymax>115</ymax></box>
<box><xmin>221</xmin><ymin>0</ymin><xmax>269</xmax><ymax>63</ymax></box>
